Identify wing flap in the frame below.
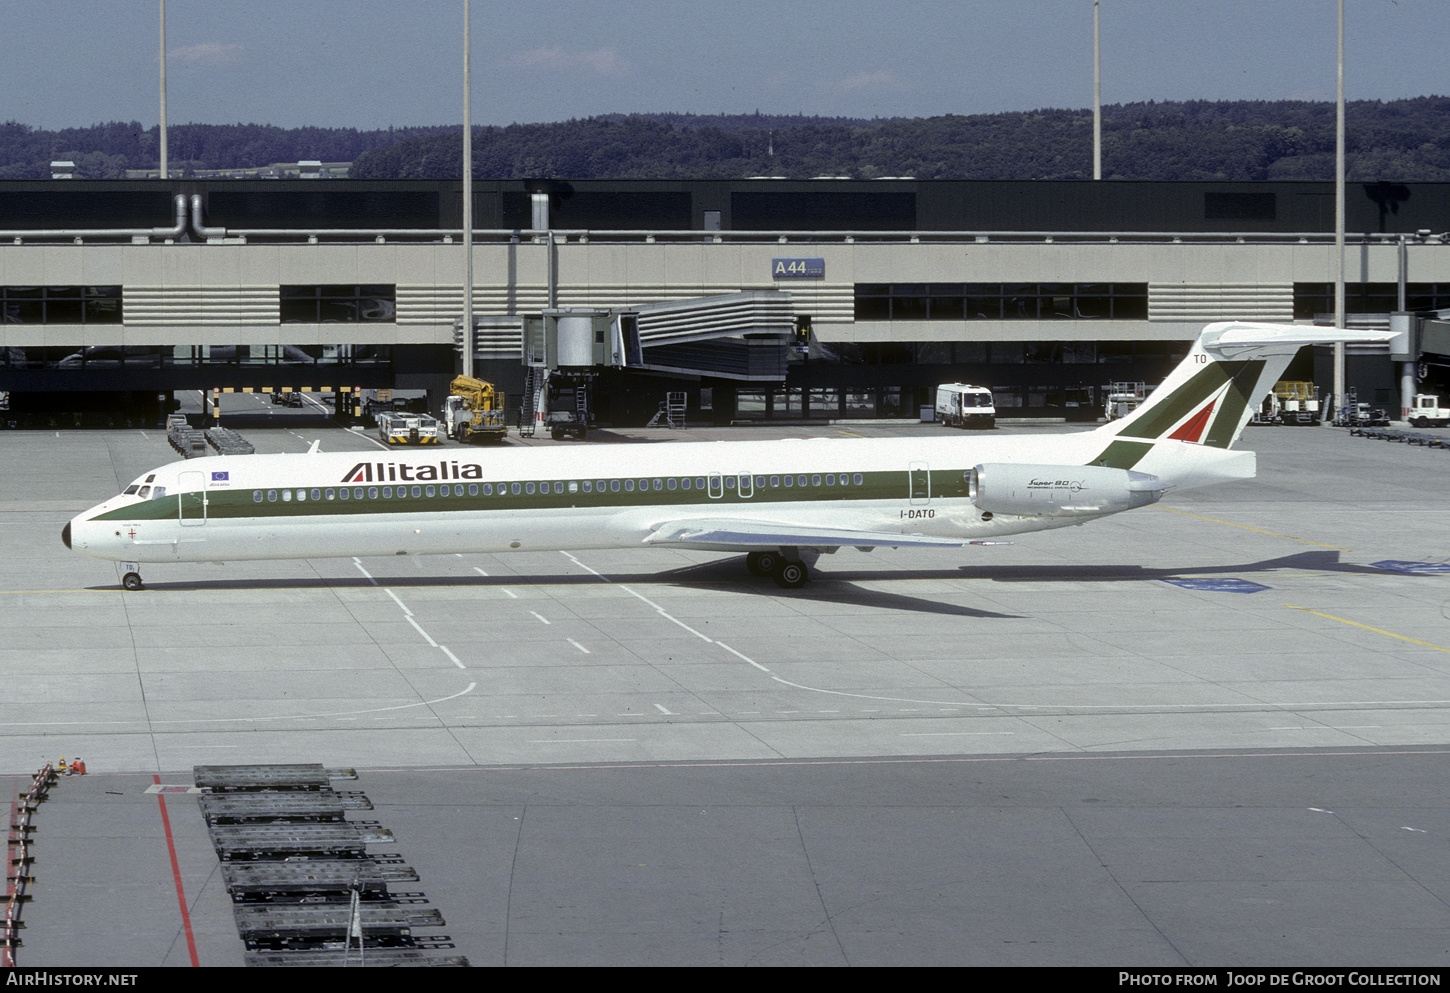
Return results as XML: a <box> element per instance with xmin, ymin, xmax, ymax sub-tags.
<box><xmin>644</xmin><ymin>518</ymin><xmax>975</xmax><ymax>551</ymax></box>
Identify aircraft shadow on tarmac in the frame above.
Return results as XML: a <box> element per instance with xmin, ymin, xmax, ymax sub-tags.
<box><xmin>945</xmin><ymin>548</ymin><xmax>1385</xmax><ymax>583</ymax></box>
<box><xmin>90</xmin><ymin>549</ymin><xmax>1384</xmax><ymax>618</ymax></box>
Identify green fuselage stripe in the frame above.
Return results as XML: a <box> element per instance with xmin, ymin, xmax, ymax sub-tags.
<box><xmin>96</xmin><ymin>467</ymin><xmax>981</xmax><ymax>522</ymax></box>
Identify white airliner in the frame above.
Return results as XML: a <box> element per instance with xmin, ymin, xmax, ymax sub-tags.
<box><xmin>64</xmin><ymin>322</ymin><xmax>1388</xmax><ymax>591</ymax></box>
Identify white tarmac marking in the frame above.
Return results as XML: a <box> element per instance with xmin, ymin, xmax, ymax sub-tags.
<box><xmin>654</xmin><ymin>704</ymin><xmax>673</xmax><ymax>715</ymax></box>
<box><xmin>352</xmin><ymin>558</ymin><xmax>377</xmax><ymax>585</ymax></box>
<box><xmin>530</xmin><ymin>611</ymin><xmax>550</xmax><ymax>625</ymax></box>
<box><xmin>0</xmin><ymin>682</ymin><xmax>479</xmax><ymax>729</ymax></box>
<box><xmin>501</xmin><ymin>588</ymin><xmax>517</xmax><ymax>599</ymax></box>
<box><xmin>567</xmin><ymin>639</ymin><xmax>591</xmax><ymax>654</ymax></box>
<box><xmin>386</xmin><ymin>589</ymin><xmax>412</xmax><ymax>615</ymax></box>
<box><xmin>439</xmin><ymin>646</ymin><xmax>466</xmax><ymax>669</ymax></box>
<box><xmin>473</xmin><ymin>567</ymin><xmax>488</xmax><ymax>576</ymax></box>
<box><xmin>406</xmin><ymin>613</ymin><xmax>437</xmax><ymax>646</ymax></box>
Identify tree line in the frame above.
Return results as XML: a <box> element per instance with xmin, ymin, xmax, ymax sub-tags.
<box><xmin>3</xmin><ymin>98</ymin><xmax>1449</xmax><ymax>181</ymax></box>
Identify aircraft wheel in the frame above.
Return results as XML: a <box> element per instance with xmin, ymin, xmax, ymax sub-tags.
<box><xmin>122</xmin><ymin>572</ymin><xmax>143</xmax><ymax>592</ymax></box>
<box><xmin>772</xmin><ymin>560</ymin><xmax>810</xmax><ymax>589</ymax></box>
<box><xmin>747</xmin><ymin>550</ymin><xmax>780</xmax><ymax>577</ymax></box>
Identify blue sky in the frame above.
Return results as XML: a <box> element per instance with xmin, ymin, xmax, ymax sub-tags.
<box><xmin>4</xmin><ymin>1</ymin><xmax>1447</xmax><ymax>129</ymax></box>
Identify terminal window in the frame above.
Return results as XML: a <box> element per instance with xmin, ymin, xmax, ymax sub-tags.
<box><xmin>854</xmin><ymin>283</ymin><xmax>1148</xmax><ymax>321</ymax></box>
<box><xmin>1293</xmin><ymin>282</ymin><xmax>1450</xmax><ymax>320</ymax></box>
<box><xmin>280</xmin><ymin>285</ymin><xmax>396</xmax><ymax>323</ymax></box>
<box><xmin>0</xmin><ymin>285</ymin><xmax>121</xmax><ymax>324</ymax></box>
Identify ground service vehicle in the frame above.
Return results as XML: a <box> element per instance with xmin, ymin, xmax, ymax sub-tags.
<box><xmin>1104</xmin><ymin>382</ymin><xmax>1152</xmax><ymax>421</ymax></box>
<box><xmin>1409</xmin><ymin>394</ymin><xmax>1450</xmax><ymax>427</ymax></box>
<box><xmin>376</xmin><ymin>410</ymin><xmax>442</xmax><ymax>445</ymax></box>
<box><xmin>444</xmin><ymin>376</ymin><xmax>507</xmax><ymax>443</ymax></box>
<box><xmin>1273</xmin><ymin>382</ymin><xmax>1321</xmax><ymax>425</ymax></box>
<box><xmin>934</xmin><ymin>384</ymin><xmax>995</xmax><ymax>428</ymax></box>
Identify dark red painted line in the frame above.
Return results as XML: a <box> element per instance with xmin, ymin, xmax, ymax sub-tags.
<box><xmin>153</xmin><ymin>775</ymin><xmax>199</xmax><ymax>967</ymax></box>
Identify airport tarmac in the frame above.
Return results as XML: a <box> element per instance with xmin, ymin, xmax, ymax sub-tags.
<box><xmin>5</xmin><ymin>410</ymin><xmax>1450</xmax><ymax>966</ymax></box>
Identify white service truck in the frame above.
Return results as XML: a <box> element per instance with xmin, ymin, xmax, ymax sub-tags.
<box><xmin>934</xmin><ymin>383</ymin><xmax>995</xmax><ymax>428</ymax></box>
<box><xmin>1408</xmin><ymin>394</ymin><xmax>1450</xmax><ymax>427</ymax></box>
<box><xmin>376</xmin><ymin>410</ymin><xmax>443</xmax><ymax>445</ymax></box>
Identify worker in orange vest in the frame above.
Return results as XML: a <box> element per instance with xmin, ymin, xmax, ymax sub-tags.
<box><xmin>71</xmin><ymin>757</ymin><xmax>86</xmax><ymax>776</ymax></box>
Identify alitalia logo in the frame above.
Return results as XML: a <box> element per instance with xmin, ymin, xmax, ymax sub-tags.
<box><xmin>342</xmin><ymin>461</ymin><xmax>486</xmax><ymax>483</ymax></box>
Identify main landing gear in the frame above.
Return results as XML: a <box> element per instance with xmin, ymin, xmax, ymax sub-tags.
<box><xmin>121</xmin><ymin>562</ymin><xmax>143</xmax><ymax>591</ymax></box>
<box><xmin>746</xmin><ymin>550</ymin><xmax>811</xmax><ymax>589</ymax></box>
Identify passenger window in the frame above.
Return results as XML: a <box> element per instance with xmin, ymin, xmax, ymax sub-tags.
<box><xmin>825</xmin><ymin>475</ymin><xmax>835</xmax><ymax>486</ymax></box>
<box><xmin>667</xmin><ymin>478</ymin><xmax>677</xmax><ymax>490</ymax></box>
<box><xmin>770</xmin><ymin>476</ymin><xmax>780</xmax><ymax>487</ymax></box>
<box><xmin>325</xmin><ymin>488</ymin><xmax>336</xmax><ymax>500</ymax></box>
<box><xmin>253</xmin><ymin>491</ymin><xmax>263</xmax><ymax>503</ymax></box>
<box><xmin>411</xmin><ymin>486</ymin><xmax>421</xmax><ymax>498</ymax></box>
<box><xmin>425</xmin><ymin>485</ymin><xmax>436</xmax><ymax>498</ymax></box>
<box><xmin>297</xmin><ymin>489</ymin><xmax>308</xmax><ymax>501</ymax></box>
<box><xmin>338</xmin><ymin>489</ymin><xmax>348</xmax><ymax>500</ymax></box>
<box><xmin>610</xmin><ymin>480</ymin><xmax>620</xmax><ymax>492</ymax></box>
<box><xmin>853</xmin><ymin>473</ymin><xmax>863</xmax><ymax>485</ymax></box>
<box><xmin>695</xmin><ymin>477</ymin><xmax>706</xmax><ymax>490</ymax></box>
<box><xmin>811</xmin><ymin>475</ymin><xmax>821</xmax><ymax>486</ymax></box>
<box><xmin>526</xmin><ymin>482</ymin><xmax>536</xmax><ymax>495</ymax></box>
<box><xmin>783</xmin><ymin>475</ymin><xmax>793</xmax><ymax>487</ymax></box>
<box><xmin>653</xmin><ymin>479</ymin><xmax>663</xmax><ymax>491</ymax></box>
<box><xmin>311</xmin><ymin>489</ymin><xmax>322</xmax><ymax>501</ymax></box>
<box><xmin>554</xmin><ymin>482</ymin><xmax>564</xmax><ymax>494</ymax></box>
<box><xmin>625</xmin><ymin>480</ymin><xmax>635</xmax><ymax>492</ymax></box>
<box><xmin>511</xmin><ymin>483</ymin><xmax>521</xmax><ymax>495</ymax></box>
<box><xmin>755</xmin><ymin>476</ymin><xmax>766</xmax><ymax>488</ymax></box>
<box><xmin>469</xmin><ymin>484</ymin><xmax>478</xmax><ymax>496</ymax></box>
<box><xmin>368</xmin><ymin>487</ymin><xmax>378</xmax><ymax>499</ymax></box>
<box><xmin>268</xmin><ymin>490</ymin><xmax>278</xmax><ymax>502</ymax></box>
<box><xmin>282</xmin><ymin>490</ymin><xmax>293</xmax><ymax>502</ymax></box>
<box><xmin>569</xmin><ymin>481</ymin><xmax>579</xmax><ymax>493</ymax></box>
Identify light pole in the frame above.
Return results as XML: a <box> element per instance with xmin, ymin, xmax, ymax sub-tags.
<box><xmin>159</xmin><ymin>0</ymin><xmax>168</xmax><ymax>179</ymax></box>
<box><xmin>461</xmin><ymin>0</ymin><xmax>474</xmax><ymax>381</ymax></box>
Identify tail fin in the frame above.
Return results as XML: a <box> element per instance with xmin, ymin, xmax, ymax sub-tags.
<box><xmin>1100</xmin><ymin>322</ymin><xmax>1393</xmax><ymax>445</ymax></box>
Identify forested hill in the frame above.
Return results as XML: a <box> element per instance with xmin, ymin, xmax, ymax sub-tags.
<box><xmin>350</xmin><ymin>99</ymin><xmax>1450</xmax><ymax>181</ymax></box>
<box><xmin>0</xmin><ymin>122</ymin><xmax>455</xmax><ymax>179</ymax></box>
<box><xmin>4</xmin><ymin>98</ymin><xmax>1449</xmax><ymax>181</ymax></box>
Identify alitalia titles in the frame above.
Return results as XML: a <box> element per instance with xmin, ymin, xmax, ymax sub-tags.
<box><xmin>342</xmin><ymin>461</ymin><xmax>486</xmax><ymax>484</ymax></box>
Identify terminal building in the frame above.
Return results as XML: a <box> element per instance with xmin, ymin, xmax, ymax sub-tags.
<box><xmin>1</xmin><ymin>177</ymin><xmax>1448</xmax><ymax>427</ymax></box>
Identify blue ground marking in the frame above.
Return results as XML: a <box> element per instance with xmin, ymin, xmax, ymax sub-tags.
<box><xmin>1372</xmin><ymin>560</ymin><xmax>1450</xmax><ymax>575</ymax></box>
<box><xmin>1161</xmin><ymin>577</ymin><xmax>1270</xmax><ymax>593</ymax></box>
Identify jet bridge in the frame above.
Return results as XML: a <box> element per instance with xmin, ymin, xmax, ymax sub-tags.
<box><xmin>458</xmin><ymin>290</ymin><xmax>797</xmax><ymax>435</ymax></box>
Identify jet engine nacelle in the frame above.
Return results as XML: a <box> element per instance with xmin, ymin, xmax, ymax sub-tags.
<box><xmin>969</xmin><ymin>463</ymin><xmax>1170</xmax><ymax>517</ymax></box>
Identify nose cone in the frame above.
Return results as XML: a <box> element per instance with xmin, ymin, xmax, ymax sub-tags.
<box><xmin>62</xmin><ymin>521</ymin><xmax>71</xmax><ymax>549</ymax></box>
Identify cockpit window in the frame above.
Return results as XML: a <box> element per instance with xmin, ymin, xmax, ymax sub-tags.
<box><xmin>137</xmin><ymin>486</ymin><xmax>151</xmax><ymax>498</ymax></box>
<box><xmin>123</xmin><ymin>485</ymin><xmax>140</xmax><ymax>495</ymax></box>
<box><xmin>153</xmin><ymin>486</ymin><xmax>166</xmax><ymax>499</ymax></box>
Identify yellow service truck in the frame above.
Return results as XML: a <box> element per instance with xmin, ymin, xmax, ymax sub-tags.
<box><xmin>444</xmin><ymin>375</ymin><xmax>508</xmax><ymax>443</ymax></box>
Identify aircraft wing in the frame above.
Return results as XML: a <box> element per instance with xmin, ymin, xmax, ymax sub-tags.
<box><xmin>643</xmin><ymin>518</ymin><xmax>984</xmax><ymax>551</ymax></box>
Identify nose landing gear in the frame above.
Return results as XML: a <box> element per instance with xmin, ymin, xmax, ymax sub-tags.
<box><xmin>121</xmin><ymin>562</ymin><xmax>143</xmax><ymax>591</ymax></box>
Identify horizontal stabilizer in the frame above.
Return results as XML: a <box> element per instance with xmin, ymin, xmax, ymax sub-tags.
<box><xmin>1205</xmin><ymin>322</ymin><xmax>1396</xmax><ymax>357</ymax></box>
<box><xmin>645</xmin><ymin>518</ymin><xmax>974</xmax><ymax>551</ymax></box>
